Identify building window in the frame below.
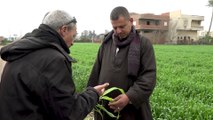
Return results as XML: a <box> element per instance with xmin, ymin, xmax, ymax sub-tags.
<box><xmin>133</xmin><ymin>21</ymin><xmax>136</xmax><ymax>26</ymax></box>
<box><xmin>164</xmin><ymin>22</ymin><xmax>168</xmax><ymax>26</ymax></box>
<box><xmin>184</xmin><ymin>19</ymin><xmax>188</xmax><ymax>28</ymax></box>
<box><xmin>146</xmin><ymin>21</ymin><xmax>150</xmax><ymax>25</ymax></box>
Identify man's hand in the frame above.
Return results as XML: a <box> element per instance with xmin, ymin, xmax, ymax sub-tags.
<box><xmin>108</xmin><ymin>94</ymin><xmax>129</xmax><ymax>112</ymax></box>
<box><xmin>93</xmin><ymin>83</ymin><xmax>109</xmax><ymax>96</ymax></box>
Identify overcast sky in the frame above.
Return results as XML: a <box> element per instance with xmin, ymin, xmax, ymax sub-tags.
<box><xmin>0</xmin><ymin>0</ymin><xmax>211</xmax><ymax>37</ymax></box>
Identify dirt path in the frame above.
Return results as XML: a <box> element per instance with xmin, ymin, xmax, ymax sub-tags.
<box><xmin>0</xmin><ymin>46</ymin><xmax>6</xmax><ymax>82</ymax></box>
<box><xmin>0</xmin><ymin>58</ymin><xmax>5</xmax><ymax>79</ymax></box>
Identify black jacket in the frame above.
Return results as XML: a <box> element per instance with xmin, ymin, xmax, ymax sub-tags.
<box><xmin>88</xmin><ymin>31</ymin><xmax>156</xmax><ymax>120</ymax></box>
<box><xmin>0</xmin><ymin>24</ymin><xmax>99</xmax><ymax>120</ymax></box>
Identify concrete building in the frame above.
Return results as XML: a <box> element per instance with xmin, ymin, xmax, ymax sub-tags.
<box><xmin>131</xmin><ymin>11</ymin><xmax>204</xmax><ymax>44</ymax></box>
<box><xmin>198</xmin><ymin>31</ymin><xmax>213</xmax><ymax>37</ymax></box>
<box><xmin>0</xmin><ymin>36</ymin><xmax>4</xmax><ymax>44</ymax></box>
<box><xmin>130</xmin><ymin>13</ymin><xmax>170</xmax><ymax>44</ymax></box>
<box><xmin>169</xmin><ymin>10</ymin><xmax>204</xmax><ymax>44</ymax></box>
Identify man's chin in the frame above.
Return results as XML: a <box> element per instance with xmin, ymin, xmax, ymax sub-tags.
<box><xmin>119</xmin><ymin>35</ymin><xmax>127</xmax><ymax>40</ymax></box>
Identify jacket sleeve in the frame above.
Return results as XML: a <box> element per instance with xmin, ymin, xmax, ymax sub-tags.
<box><xmin>126</xmin><ymin>37</ymin><xmax>156</xmax><ymax>108</ymax></box>
<box><xmin>38</xmin><ymin>56</ymin><xmax>99</xmax><ymax>120</ymax></box>
<box><xmin>87</xmin><ymin>45</ymin><xmax>103</xmax><ymax>87</ymax></box>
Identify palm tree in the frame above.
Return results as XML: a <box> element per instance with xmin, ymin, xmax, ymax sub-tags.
<box><xmin>207</xmin><ymin>0</ymin><xmax>213</xmax><ymax>37</ymax></box>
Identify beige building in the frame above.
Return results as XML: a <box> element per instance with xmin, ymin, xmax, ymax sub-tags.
<box><xmin>130</xmin><ymin>12</ymin><xmax>170</xmax><ymax>44</ymax></box>
<box><xmin>198</xmin><ymin>31</ymin><xmax>213</xmax><ymax>37</ymax></box>
<box><xmin>169</xmin><ymin>10</ymin><xmax>204</xmax><ymax>44</ymax></box>
<box><xmin>0</xmin><ymin>36</ymin><xmax>4</xmax><ymax>44</ymax></box>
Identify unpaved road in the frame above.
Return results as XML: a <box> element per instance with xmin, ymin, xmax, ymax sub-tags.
<box><xmin>0</xmin><ymin>46</ymin><xmax>6</xmax><ymax>82</ymax></box>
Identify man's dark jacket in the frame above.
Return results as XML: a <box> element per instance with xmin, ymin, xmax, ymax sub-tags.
<box><xmin>0</xmin><ymin>24</ymin><xmax>99</xmax><ymax>120</ymax></box>
<box><xmin>87</xmin><ymin>30</ymin><xmax>156</xmax><ymax>120</ymax></box>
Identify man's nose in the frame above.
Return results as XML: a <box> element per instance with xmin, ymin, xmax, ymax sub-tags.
<box><xmin>116</xmin><ymin>28</ymin><xmax>122</xmax><ymax>34</ymax></box>
<box><xmin>71</xmin><ymin>41</ymin><xmax>74</xmax><ymax>46</ymax></box>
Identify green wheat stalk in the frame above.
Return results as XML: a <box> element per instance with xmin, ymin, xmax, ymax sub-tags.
<box><xmin>94</xmin><ymin>87</ymin><xmax>125</xmax><ymax>120</ymax></box>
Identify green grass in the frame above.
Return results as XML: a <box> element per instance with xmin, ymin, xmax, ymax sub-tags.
<box><xmin>70</xmin><ymin>43</ymin><xmax>213</xmax><ymax>119</ymax></box>
<box><xmin>70</xmin><ymin>43</ymin><xmax>100</xmax><ymax>91</ymax></box>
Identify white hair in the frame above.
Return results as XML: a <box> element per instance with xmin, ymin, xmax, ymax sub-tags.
<box><xmin>42</xmin><ymin>10</ymin><xmax>76</xmax><ymax>31</ymax></box>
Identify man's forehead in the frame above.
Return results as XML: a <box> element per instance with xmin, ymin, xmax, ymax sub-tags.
<box><xmin>111</xmin><ymin>17</ymin><xmax>129</xmax><ymax>25</ymax></box>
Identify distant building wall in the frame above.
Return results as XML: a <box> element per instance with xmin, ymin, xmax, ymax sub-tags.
<box><xmin>130</xmin><ymin>13</ymin><xmax>169</xmax><ymax>44</ymax></box>
<box><xmin>198</xmin><ymin>31</ymin><xmax>213</xmax><ymax>37</ymax></box>
<box><xmin>131</xmin><ymin>10</ymin><xmax>204</xmax><ymax>44</ymax></box>
<box><xmin>0</xmin><ymin>36</ymin><xmax>4</xmax><ymax>44</ymax></box>
<box><xmin>169</xmin><ymin>10</ymin><xmax>204</xmax><ymax>44</ymax></box>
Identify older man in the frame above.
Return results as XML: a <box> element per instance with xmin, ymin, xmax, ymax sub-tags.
<box><xmin>0</xmin><ymin>10</ymin><xmax>108</xmax><ymax>120</ymax></box>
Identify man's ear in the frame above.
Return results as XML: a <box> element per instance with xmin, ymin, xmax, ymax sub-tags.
<box><xmin>59</xmin><ymin>25</ymin><xmax>67</xmax><ymax>37</ymax></box>
<box><xmin>129</xmin><ymin>18</ymin><xmax>133</xmax><ymax>23</ymax></box>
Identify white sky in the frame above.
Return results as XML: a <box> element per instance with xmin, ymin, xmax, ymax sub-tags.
<box><xmin>0</xmin><ymin>0</ymin><xmax>211</xmax><ymax>37</ymax></box>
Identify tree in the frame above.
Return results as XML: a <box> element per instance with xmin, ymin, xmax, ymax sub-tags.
<box><xmin>207</xmin><ymin>0</ymin><xmax>213</xmax><ymax>37</ymax></box>
<box><xmin>79</xmin><ymin>30</ymin><xmax>97</xmax><ymax>42</ymax></box>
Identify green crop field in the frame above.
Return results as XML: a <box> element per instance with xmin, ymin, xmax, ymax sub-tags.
<box><xmin>70</xmin><ymin>43</ymin><xmax>213</xmax><ymax>120</ymax></box>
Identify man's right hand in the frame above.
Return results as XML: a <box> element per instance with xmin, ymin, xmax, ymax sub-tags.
<box><xmin>93</xmin><ymin>83</ymin><xmax>109</xmax><ymax>96</ymax></box>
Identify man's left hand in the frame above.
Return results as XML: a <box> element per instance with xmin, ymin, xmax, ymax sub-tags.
<box><xmin>108</xmin><ymin>94</ymin><xmax>129</xmax><ymax>112</ymax></box>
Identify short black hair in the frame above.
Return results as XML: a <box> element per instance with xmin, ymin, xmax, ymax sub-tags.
<box><xmin>110</xmin><ymin>6</ymin><xmax>130</xmax><ymax>20</ymax></box>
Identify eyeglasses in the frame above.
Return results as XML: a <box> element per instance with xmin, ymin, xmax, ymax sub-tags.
<box><xmin>65</xmin><ymin>17</ymin><xmax>77</xmax><ymax>25</ymax></box>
